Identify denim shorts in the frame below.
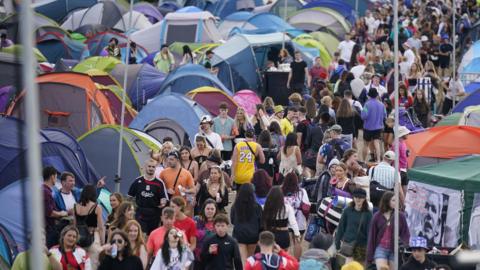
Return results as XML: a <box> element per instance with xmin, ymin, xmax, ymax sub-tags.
<box><xmin>374</xmin><ymin>246</ymin><xmax>395</xmax><ymax>262</ymax></box>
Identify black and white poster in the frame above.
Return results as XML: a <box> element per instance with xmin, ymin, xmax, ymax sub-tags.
<box><xmin>469</xmin><ymin>193</ymin><xmax>480</xmax><ymax>249</ymax></box>
<box><xmin>405</xmin><ymin>181</ymin><xmax>461</xmax><ymax>248</ymax></box>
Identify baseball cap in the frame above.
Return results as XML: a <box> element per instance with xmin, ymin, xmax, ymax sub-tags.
<box><xmin>409</xmin><ymin>236</ymin><xmax>428</xmax><ymax>250</ymax></box>
<box><xmin>200</xmin><ymin>115</ymin><xmax>213</xmax><ymax>124</ymax></box>
<box><xmin>329</xmin><ymin>124</ymin><xmax>342</xmax><ymax>133</ymax></box>
<box><xmin>384</xmin><ymin>150</ymin><xmax>396</xmax><ymax>160</ymax></box>
<box><xmin>352</xmin><ymin>188</ymin><xmax>367</xmax><ymax>198</ymax></box>
<box><xmin>167</xmin><ymin>150</ymin><xmax>180</xmax><ymax>159</ymax></box>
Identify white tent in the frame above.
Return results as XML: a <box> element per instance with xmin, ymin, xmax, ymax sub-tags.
<box><xmin>288</xmin><ymin>7</ymin><xmax>351</xmax><ymax>38</ymax></box>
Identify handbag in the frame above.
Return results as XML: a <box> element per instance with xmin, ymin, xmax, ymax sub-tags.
<box><xmin>339</xmin><ymin>212</ymin><xmax>365</xmax><ymax>257</ymax></box>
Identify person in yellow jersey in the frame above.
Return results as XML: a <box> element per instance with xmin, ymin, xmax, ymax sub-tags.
<box><xmin>280</xmin><ymin>107</ymin><xmax>298</xmax><ymax>136</ymax></box>
<box><xmin>231</xmin><ymin>129</ymin><xmax>265</xmax><ymax>189</ymax></box>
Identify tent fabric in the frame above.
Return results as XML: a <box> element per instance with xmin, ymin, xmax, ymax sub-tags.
<box><xmin>309</xmin><ymin>31</ymin><xmax>340</xmax><ymax>56</ymax></box>
<box><xmin>84</xmin><ymin>69</ymin><xmax>121</xmax><ymax>87</ymax></box>
<box><xmin>36</xmin><ymin>30</ymin><xmax>87</xmax><ymax>63</ymax></box>
<box><xmin>201</xmin><ymin>0</ymin><xmax>263</xmax><ymax>19</ymax></box>
<box><xmin>187</xmin><ymin>86</ymin><xmax>239</xmax><ymax>117</ymax></box>
<box><xmin>303</xmin><ymin>0</ymin><xmax>356</xmax><ymax>25</ymax></box>
<box><xmin>438</xmin><ymin>106</ymin><xmax>480</xmax><ymax>127</ymax></box>
<box><xmin>97</xmin><ymin>85</ymin><xmax>137</xmax><ymax>126</ymax></box>
<box><xmin>82</xmin><ymin>31</ymin><xmax>148</xmax><ymax>62</ymax></box>
<box><xmin>0</xmin><ymin>12</ymin><xmax>58</xmax><ymax>43</ymax></box>
<box><xmin>405</xmin><ymin>126</ymin><xmax>480</xmax><ymax>168</ymax></box>
<box><xmin>133</xmin><ymin>2</ymin><xmax>163</xmax><ymax>24</ymax></box>
<box><xmin>288</xmin><ymin>7</ymin><xmax>351</xmax><ymax>39</ymax></box>
<box><xmin>0</xmin><ymin>45</ymin><xmax>48</xmax><ymax>63</ymax></box>
<box><xmin>0</xmin><ymin>52</ymin><xmax>21</xmax><ymax>88</ymax></box>
<box><xmin>78</xmin><ymin>125</ymin><xmax>161</xmax><ymax>194</ymax></box>
<box><xmin>0</xmin><ymin>223</ymin><xmax>17</xmax><ymax>267</ymax></box>
<box><xmin>129</xmin><ymin>93</ymin><xmax>209</xmax><ymax>145</ymax></box>
<box><xmin>407</xmin><ymin>155</ymin><xmax>480</xmax><ymax>244</ymax></box>
<box><xmin>73</xmin><ymin>56</ymin><xmax>122</xmax><ymax>73</ymax></box>
<box><xmin>6</xmin><ymin>72</ymin><xmax>116</xmax><ymax>138</ymax></box>
<box><xmin>292</xmin><ymin>34</ymin><xmax>332</xmax><ymax>67</ymax></box>
<box><xmin>464</xmin><ymin>81</ymin><xmax>480</xmax><ymax>94</ymax></box>
<box><xmin>0</xmin><ymin>86</ymin><xmax>15</xmax><ymax>114</ymax></box>
<box><xmin>254</xmin><ymin>0</ymin><xmax>303</xmax><ymax>18</ymax></box>
<box><xmin>459</xmin><ymin>40</ymin><xmax>480</xmax><ymax>74</ymax></box>
<box><xmin>232</xmin><ymin>90</ymin><xmax>261</xmax><ymax>116</ymax></box>
<box><xmin>109</xmin><ymin>63</ymin><xmax>167</xmax><ymax>110</ymax></box>
<box><xmin>139</xmin><ymin>119</ymin><xmax>190</xmax><ymax>147</ymax></box>
<box><xmin>452</xmin><ymin>88</ymin><xmax>480</xmax><ymax>113</ymax></box>
<box><xmin>34</xmin><ymin>0</ymin><xmax>98</xmax><ymax>22</ymax></box>
<box><xmin>218</xmin><ymin>11</ymin><xmax>254</xmax><ymax>39</ymax></box>
<box><xmin>156</xmin><ymin>64</ymin><xmax>231</xmax><ymax>96</ymax></box>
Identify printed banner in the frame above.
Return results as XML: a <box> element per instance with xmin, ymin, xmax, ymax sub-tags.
<box><xmin>405</xmin><ymin>181</ymin><xmax>461</xmax><ymax>248</ymax></box>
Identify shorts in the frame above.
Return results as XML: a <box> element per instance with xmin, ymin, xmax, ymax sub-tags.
<box><xmin>136</xmin><ymin>211</ymin><xmax>161</xmax><ymax>235</ymax></box>
<box><xmin>400</xmin><ymin>171</ymin><xmax>409</xmax><ymax>186</ymax></box>
<box><xmin>363</xmin><ymin>129</ymin><xmax>382</xmax><ymax>142</ymax></box>
<box><xmin>374</xmin><ymin>246</ymin><xmax>395</xmax><ymax>262</ymax></box>
<box><xmin>273</xmin><ymin>230</ymin><xmax>290</xmax><ymax>249</ymax></box>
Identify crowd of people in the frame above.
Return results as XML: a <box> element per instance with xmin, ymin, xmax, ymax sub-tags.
<box><xmin>10</xmin><ymin>0</ymin><xmax>480</xmax><ymax>270</ymax></box>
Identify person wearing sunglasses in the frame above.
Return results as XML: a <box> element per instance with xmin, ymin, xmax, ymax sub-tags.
<box><xmin>150</xmin><ymin>228</ymin><xmax>194</xmax><ymax>270</ymax></box>
<box><xmin>400</xmin><ymin>236</ymin><xmax>437</xmax><ymax>270</ymax></box>
<box><xmin>97</xmin><ymin>230</ymin><xmax>143</xmax><ymax>270</ymax></box>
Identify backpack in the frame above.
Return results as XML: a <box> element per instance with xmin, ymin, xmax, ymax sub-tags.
<box><xmin>252</xmin><ymin>253</ymin><xmax>281</xmax><ymax>270</ymax></box>
<box><xmin>369</xmin><ymin>167</ymin><xmax>393</xmax><ymax>208</ymax></box>
<box><xmin>325</xmin><ymin>140</ymin><xmax>345</xmax><ymax>167</ymax></box>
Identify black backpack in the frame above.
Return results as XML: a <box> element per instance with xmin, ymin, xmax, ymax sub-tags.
<box><xmin>369</xmin><ymin>167</ymin><xmax>393</xmax><ymax>207</ymax></box>
<box><xmin>325</xmin><ymin>140</ymin><xmax>345</xmax><ymax>167</ymax></box>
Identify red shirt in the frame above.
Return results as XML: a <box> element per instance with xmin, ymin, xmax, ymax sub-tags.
<box><xmin>174</xmin><ymin>216</ymin><xmax>197</xmax><ymax>245</ymax></box>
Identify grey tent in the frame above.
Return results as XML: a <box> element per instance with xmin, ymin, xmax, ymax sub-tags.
<box><xmin>142</xmin><ymin>118</ymin><xmax>190</xmax><ymax>147</ymax></box>
<box><xmin>0</xmin><ymin>52</ymin><xmax>21</xmax><ymax>88</ymax></box>
<box><xmin>78</xmin><ymin>125</ymin><xmax>161</xmax><ymax>194</ymax></box>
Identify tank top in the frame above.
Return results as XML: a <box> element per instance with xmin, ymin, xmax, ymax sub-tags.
<box><xmin>234</xmin><ymin>141</ymin><xmax>257</xmax><ymax>184</ymax></box>
<box><xmin>279</xmin><ymin>146</ymin><xmax>298</xmax><ymax>175</ymax></box>
<box><xmin>74</xmin><ymin>203</ymin><xmax>98</xmax><ymax>228</ymax></box>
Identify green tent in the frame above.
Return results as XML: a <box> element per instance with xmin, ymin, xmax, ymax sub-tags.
<box><xmin>73</xmin><ymin>56</ymin><xmax>122</xmax><ymax>73</ymax></box>
<box><xmin>0</xmin><ymin>45</ymin><xmax>47</xmax><ymax>62</ymax></box>
<box><xmin>406</xmin><ymin>156</ymin><xmax>480</xmax><ymax>247</ymax></box>
<box><xmin>436</xmin><ymin>105</ymin><xmax>480</xmax><ymax>127</ymax></box>
<box><xmin>292</xmin><ymin>34</ymin><xmax>331</xmax><ymax>67</ymax></box>
<box><xmin>310</xmin><ymin>31</ymin><xmax>340</xmax><ymax>56</ymax></box>
<box><xmin>436</xmin><ymin>113</ymin><xmax>463</xmax><ymax>127</ymax></box>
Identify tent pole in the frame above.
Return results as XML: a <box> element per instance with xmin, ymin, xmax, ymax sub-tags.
<box><xmin>282</xmin><ymin>0</ymin><xmax>287</xmax><ymax>50</ymax></box>
<box><xmin>115</xmin><ymin>0</ymin><xmax>134</xmax><ymax>193</ymax></box>
<box><xmin>21</xmin><ymin>0</ymin><xmax>44</xmax><ymax>268</ymax></box>
<box><xmin>355</xmin><ymin>0</ymin><xmax>359</xmax><ymax>16</ymax></box>
<box><xmin>452</xmin><ymin>0</ymin><xmax>457</xmax><ymax>109</ymax></box>
<box><xmin>393</xmin><ymin>0</ymin><xmax>400</xmax><ymax>268</ymax></box>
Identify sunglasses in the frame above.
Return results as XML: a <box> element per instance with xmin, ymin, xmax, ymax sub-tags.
<box><xmin>111</xmin><ymin>239</ymin><xmax>124</xmax><ymax>245</ymax></box>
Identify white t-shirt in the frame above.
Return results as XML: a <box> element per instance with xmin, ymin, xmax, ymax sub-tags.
<box><xmin>350</xmin><ymin>64</ymin><xmax>366</xmax><ymax>79</ymax></box>
<box><xmin>337</xmin><ymin>40</ymin><xmax>356</xmax><ymax>62</ymax></box>
<box><xmin>61</xmin><ymin>192</ymin><xmax>76</xmax><ymax>212</ymax></box>
<box><xmin>403</xmin><ymin>49</ymin><xmax>415</xmax><ymax>68</ymax></box>
<box><xmin>407</xmin><ymin>37</ymin><xmax>422</xmax><ymax>50</ymax></box>
<box><xmin>195</xmin><ymin>131</ymin><xmax>224</xmax><ymax>151</ymax></box>
<box><xmin>151</xmin><ymin>247</ymin><xmax>193</xmax><ymax>270</ymax></box>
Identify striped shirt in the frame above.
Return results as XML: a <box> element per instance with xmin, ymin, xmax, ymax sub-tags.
<box><xmin>368</xmin><ymin>161</ymin><xmax>399</xmax><ymax>189</ymax></box>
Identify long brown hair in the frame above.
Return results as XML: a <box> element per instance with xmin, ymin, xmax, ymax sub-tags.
<box><xmin>123</xmin><ymin>220</ymin><xmax>145</xmax><ymax>256</ymax></box>
<box><xmin>336</xmin><ymin>98</ymin><xmax>355</xmax><ymax>118</ymax></box>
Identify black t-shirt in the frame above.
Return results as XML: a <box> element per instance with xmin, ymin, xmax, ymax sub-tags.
<box><xmin>296</xmin><ymin>119</ymin><xmax>309</xmax><ymax>150</ymax></box>
<box><xmin>128</xmin><ymin>176</ymin><xmax>168</xmax><ymax>211</ymax></box>
<box><xmin>98</xmin><ymin>255</ymin><xmax>144</xmax><ymax>270</ymax></box>
<box><xmin>439</xmin><ymin>43</ymin><xmax>453</xmax><ymax>65</ymax></box>
<box><xmin>290</xmin><ymin>60</ymin><xmax>307</xmax><ymax>84</ymax></box>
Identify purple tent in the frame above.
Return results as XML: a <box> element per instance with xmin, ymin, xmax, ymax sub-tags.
<box><xmin>133</xmin><ymin>2</ymin><xmax>163</xmax><ymax>24</ymax></box>
<box><xmin>399</xmin><ymin>108</ymin><xmax>425</xmax><ymax>134</ymax></box>
<box><xmin>0</xmin><ymin>86</ymin><xmax>15</xmax><ymax>114</ymax></box>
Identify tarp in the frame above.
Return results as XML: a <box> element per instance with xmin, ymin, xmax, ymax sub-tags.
<box><xmin>187</xmin><ymin>86</ymin><xmax>239</xmax><ymax>117</ymax></box>
<box><xmin>288</xmin><ymin>7</ymin><xmax>351</xmax><ymax>39</ymax></box>
<box><xmin>232</xmin><ymin>90</ymin><xmax>261</xmax><ymax>116</ymax></box>
<box><xmin>452</xmin><ymin>88</ymin><xmax>480</xmax><ymax>113</ymax></box>
<box><xmin>155</xmin><ymin>64</ymin><xmax>231</xmax><ymax>96</ymax></box>
<box><xmin>34</xmin><ymin>0</ymin><xmax>98</xmax><ymax>22</ymax></box>
<box><xmin>407</xmin><ymin>156</ymin><xmax>480</xmax><ymax>246</ymax></box>
<box><xmin>109</xmin><ymin>63</ymin><xmax>167</xmax><ymax>110</ymax></box>
<box><xmin>405</xmin><ymin>126</ymin><xmax>480</xmax><ymax>168</ymax></box>
<box><xmin>78</xmin><ymin>125</ymin><xmax>161</xmax><ymax>194</ymax></box>
<box><xmin>129</xmin><ymin>93</ymin><xmax>209</xmax><ymax>145</ymax></box>
<box><xmin>6</xmin><ymin>72</ymin><xmax>116</xmax><ymax>137</ymax></box>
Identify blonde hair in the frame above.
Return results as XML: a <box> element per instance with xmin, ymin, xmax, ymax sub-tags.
<box><xmin>321</xmin><ymin>96</ymin><xmax>332</xmax><ymax>106</ymax></box>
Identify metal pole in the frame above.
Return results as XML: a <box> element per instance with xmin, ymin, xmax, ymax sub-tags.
<box><xmin>355</xmin><ymin>0</ymin><xmax>359</xmax><ymax>16</ymax></box>
<box><xmin>115</xmin><ymin>0</ymin><xmax>134</xmax><ymax>193</ymax></box>
<box><xmin>20</xmin><ymin>0</ymin><xmax>44</xmax><ymax>269</ymax></box>
<box><xmin>393</xmin><ymin>0</ymin><xmax>400</xmax><ymax>269</ymax></box>
<box><xmin>282</xmin><ymin>0</ymin><xmax>287</xmax><ymax>50</ymax></box>
<box><xmin>452</xmin><ymin>0</ymin><xmax>457</xmax><ymax>109</ymax></box>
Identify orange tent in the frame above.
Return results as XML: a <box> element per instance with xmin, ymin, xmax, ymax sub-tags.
<box><xmin>406</xmin><ymin>126</ymin><xmax>480</xmax><ymax>168</ymax></box>
<box><xmin>7</xmin><ymin>72</ymin><xmax>115</xmax><ymax>137</ymax></box>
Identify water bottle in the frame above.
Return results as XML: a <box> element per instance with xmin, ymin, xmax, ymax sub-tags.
<box><xmin>111</xmin><ymin>244</ymin><xmax>118</xmax><ymax>258</ymax></box>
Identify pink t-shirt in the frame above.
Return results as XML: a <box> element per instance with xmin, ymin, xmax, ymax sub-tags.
<box><xmin>391</xmin><ymin>139</ymin><xmax>408</xmax><ymax>170</ymax></box>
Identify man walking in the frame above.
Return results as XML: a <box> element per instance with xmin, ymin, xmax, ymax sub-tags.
<box><xmin>361</xmin><ymin>88</ymin><xmax>386</xmax><ymax>163</ymax></box>
<box><xmin>231</xmin><ymin>129</ymin><xmax>265</xmax><ymax>188</ymax></box>
<box><xmin>213</xmin><ymin>102</ymin><xmax>235</xmax><ymax>160</ymax></box>
<box><xmin>287</xmin><ymin>51</ymin><xmax>311</xmax><ymax>94</ymax></box>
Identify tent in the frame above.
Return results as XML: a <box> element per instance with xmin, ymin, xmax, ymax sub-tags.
<box><xmin>187</xmin><ymin>86</ymin><xmax>239</xmax><ymax>117</ymax></box>
<box><xmin>405</xmin><ymin>156</ymin><xmax>480</xmax><ymax>247</ymax></box>
<box><xmin>464</xmin><ymin>81</ymin><xmax>480</xmax><ymax>94</ymax></box>
<box><xmin>0</xmin><ymin>223</ymin><xmax>17</xmax><ymax>268</ymax></box>
<box><xmin>83</xmin><ymin>69</ymin><xmax>121</xmax><ymax>86</ymax></box>
<box><xmin>0</xmin><ymin>86</ymin><xmax>15</xmax><ymax>114</ymax></box>
<box><xmin>78</xmin><ymin>125</ymin><xmax>161</xmax><ymax>194</ymax></box>
<box><xmin>0</xmin><ymin>53</ymin><xmax>21</xmax><ymax>88</ymax></box>
<box><xmin>253</xmin><ymin>0</ymin><xmax>303</xmax><ymax>19</ymax></box>
<box><xmin>459</xmin><ymin>40</ymin><xmax>480</xmax><ymax>74</ymax></box>
<box><xmin>437</xmin><ymin>106</ymin><xmax>480</xmax><ymax>127</ymax></box>
<box><xmin>200</xmin><ymin>0</ymin><xmax>263</xmax><ymax>19</ymax></box>
<box><xmin>129</xmin><ymin>93</ymin><xmax>209</xmax><ymax>145</ymax></box>
<box><xmin>0</xmin><ymin>12</ymin><xmax>58</xmax><ymax>43</ymax></box>
<box><xmin>405</xmin><ymin>126</ymin><xmax>480</xmax><ymax>168</ymax></box>
<box><xmin>155</xmin><ymin>64</ymin><xmax>231</xmax><ymax>96</ymax></box>
<box><xmin>73</xmin><ymin>56</ymin><xmax>121</xmax><ymax>73</ymax></box>
<box><xmin>6</xmin><ymin>72</ymin><xmax>116</xmax><ymax>137</ymax></box>
<box><xmin>157</xmin><ymin>11</ymin><xmax>222</xmax><ymax>46</ymax></box>
<box><xmin>60</xmin><ymin>1</ymin><xmax>152</xmax><ymax>32</ymax></box>
<box><xmin>309</xmin><ymin>31</ymin><xmax>341</xmax><ymax>56</ymax></box>
<box><xmin>34</xmin><ymin>0</ymin><xmax>98</xmax><ymax>22</ymax></box>
<box><xmin>133</xmin><ymin>2</ymin><xmax>163</xmax><ymax>24</ymax></box>
<box><xmin>231</xmin><ymin>12</ymin><xmax>302</xmax><ymax>38</ymax></box>
<box><xmin>452</xmin><ymin>88</ymin><xmax>480</xmax><ymax>113</ymax></box>
<box><xmin>287</xmin><ymin>7</ymin><xmax>351</xmax><ymax>39</ymax></box>
<box><xmin>82</xmin><ymin>31</ymin><xmax>148</xmax><ymax>62</ymax></box>
<box><xmin>303</xmin><ymin>0</ymin><xmax>356</xmax><ymax>25</ymax></box>
<box><xmin>98</xmin><ymin>85</ymin><xmax>137</xmax><ymax>126</ymax></box>
<box><xmin>36</xmin><ymin>28</ymin><xmax>87</xmax><ymax>63</ymax></box>
<box><xmin>140</xmin><ymin>118</ymin><xmax>190</xmax><ymax>147</ymax></box>
<box><xmin>158</xmin><ymin>1</ymin><xmax>181</xmax><ymax>15</ymax></box>
<box><xmin>292</xmin><ymin>34</ymin><xmax>332</xmax><ymax>67</ymax></box>
<box><xmin>109</xmin><ymin>63</ymin><xmax>167</xmax><ymax>110</ymax></box>
<box><xmin>211</xmin><ymin>33</ymin><xmax>296</xmax><ymax>92</ymax></box>
<box><xmin>233</xmin><ymin>90</ymin><xmax>261</xmax><ymax>116</ymax></box>
<box><xmin>218</xmin><ymin>11</ymin><xmax>253</xmax><ymax>39</ymax></box>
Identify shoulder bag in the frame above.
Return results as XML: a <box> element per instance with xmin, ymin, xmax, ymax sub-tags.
<box><xmin>339</xmin><ymin>211</ymin><xmax>365</xmax><ymax>257</ymax></box>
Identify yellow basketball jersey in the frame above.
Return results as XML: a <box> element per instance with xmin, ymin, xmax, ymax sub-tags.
<box><xmin>234</xmin><ymin>141</ymin><xmax>256</xmax><ymax>184</ymax></box>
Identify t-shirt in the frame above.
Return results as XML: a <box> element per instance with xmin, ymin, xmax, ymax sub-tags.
<box><xmin>337</xmin><ymin>40</ymin><xmax>356</xmax><ymax>62</ymax></box>
<box><xmin>146</xmin><ymin>226</ymin><xmax>189</xmax><ymax>256</ymax></box>
<box><xmin>439</xmin><ymin>43</ymin><xmax>453</xmax><ymax>65</ymax></box>
<box><xmin>98</xmin><ymin>255</ymin><xmax>144</xmax><ymax>270</ymax></box>
<box><xmin>290</xmin><ymin>60</ymin><xmax>307</xmax><ymax>84</ymax></box>
<box><xmin>174</xmin><ymin>216</ymin><xmax>197</xmax><ymax>244</ymax></box>
<box><xmin>128</xmin><ymin>177</ymin><xmax>169</xmax><ymax>211</ymax></box>
<box><xmin>160</xmin><ymin>168</ymin><xmax>195</xmax><ymax>197</ymax></box>
<box><xmin>280</xmin><ymin>118</ymin><xmax>294</xmax><ymax>136</ymax></box>
<box><xmin>11</xmin><ymin>251</ymin><xmax>53</xmax><ymax>270</ymax></box>
<box><xmin>233</xmin><ymin>141</ymin><xmax>257</xmax><ymax>184</ymax></box>
<box><xmin>195</xmin><ymin>132</ymin><xmax>224</xmax><ymax>150</ymax></box>
<box><xmin>151</xmin><ymin>248</ymin><xmax>193</xmax><ymax>270</ymax></box>
<box><xmin>61</xmin><ymin>192</ymin><xmax>76</xmax><ymax>212</ymax></box>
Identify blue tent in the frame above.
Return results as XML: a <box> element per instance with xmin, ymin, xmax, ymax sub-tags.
<box><xmin>266</xmin><ymin>0</ymin><xmax>303</xmax><ymax>18</ymax></box>
<box><xmin>36</xmin><ymin>29</ymin><xmax>87</xmax><ymax>63</ymax></box>
<box><xmin>453</xmin><ymin>88</ymin><xmax>480</xmax><ymax>113</ymax></box>
<box><xmin>109</xmin><ymin>63</ymin><xmax>167</xmax><ymax>110</ymax></box>
<box><xmin>155</xmin><ymin>64</ymin><xmax>232</xmax><ymax>96</ymax></box>
<box><xmin>187</xmin><ymin>0</ymin><xmax>263</xmax><ymax>19</ymax></box>
<box><xmin>84</xmin><ymin>31</ymin><xmax>148</xmax><ymax>63</ymax></box>
<box><xmin>465</xmin><ymin>82</ymin><xmax>480</xmax><ymax>94</ymax></box>
<box><xmin>303</xmin><ymin>0</ymin><xmax>356</xmax><ymax>25</ymax></box>
<box><xmin>212</xmin><ymin>33</ymin><xmax>296</xmax><ymax>92</ymax></box>
<box><xmin>129</xmin><ymin>93</ymin><xmax>209</xmax><ymax>145</ymax></box>
<box><xmin>34</xmin><ymin>0</ymin><xmax>98</xmax><ymax>22</ymax></box>
<box><xmin>0</xmin><ymin>223</ymin><xmax>17</xmax><ymax>268</ymax></box>
<box><xmin>176</xmin><ymin>6</ymin><xmax>203</xmax><ymax>13</ymax></box>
